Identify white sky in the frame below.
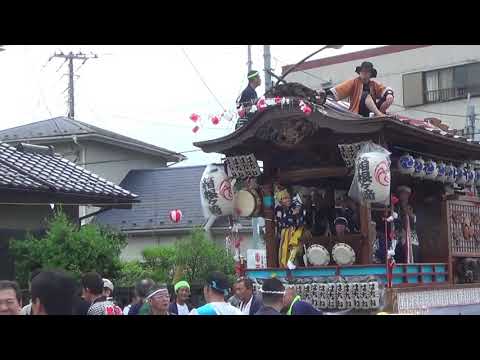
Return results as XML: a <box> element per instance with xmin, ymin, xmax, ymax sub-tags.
<box><xmin>0</xmin><ymin>45</ymin><xmax>382</xmax><ymax>166</ymax></box>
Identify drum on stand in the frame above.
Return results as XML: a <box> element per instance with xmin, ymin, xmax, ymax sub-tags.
<box><xmin>234</xmin><ymin>189</ymin><xmax>262</xmax><ymax>217</ymax></box>
<box><xmin>306</xmin><ymin>244</ymin><xmax>330</xmax><ymax>266</ymax></box>
<box><xmin>332</xmin><ymin>243</ymin><xmax>356</xmax><ymax>266</ymax></box>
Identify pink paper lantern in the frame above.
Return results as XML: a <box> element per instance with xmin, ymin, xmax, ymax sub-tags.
<box><xmin>169</xmin><ymin>209</ymin><xmax>183</xmax><ymax>223</ymax></box>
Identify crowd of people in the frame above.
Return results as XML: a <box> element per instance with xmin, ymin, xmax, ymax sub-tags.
<box><xmin>0</xmin><ymin>269</ymin><xmax>322</xmax><ymax>315</ymax></box>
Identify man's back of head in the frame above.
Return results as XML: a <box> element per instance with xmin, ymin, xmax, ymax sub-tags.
<box><xmin>31</xmin><ymin>270</ymin><xmax>76</xmax><ymax>315</ymax></box>
<box><xmin>261</xmin><ymin>278</ymin><xmax>285</xmax><ymax>309</ymax></box>
<box><xmin>81</xmin><ymin>272</ymin><xmax>104</xmax><ymax>302</ymax></box>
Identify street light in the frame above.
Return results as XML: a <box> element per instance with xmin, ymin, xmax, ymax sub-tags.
<box><xmin>275</xmin><ymin>45</ymin><xmax>344</xmax><ymax>86</ymax></box>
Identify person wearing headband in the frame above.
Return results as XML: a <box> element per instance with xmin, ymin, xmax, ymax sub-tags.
<box><xmin>189</xmin><ymin>272</ymin><xmax>242</xmax><ymax>315</ymax></box>
<box><xmin>236</xmin><ymin>70</ymin><xmax>262</xmax><ymax>129</ymax></box>
<box><xmin>168</xmin><ymin>280</ymin><xmax>191</xmax><ymax>315</ymax></box>
<box><xmin>143</xmin><ymin>284</ymin><xmax>171</xmax><ymax>315</ymax></box>
<box><xmin>255</xmin><ymin>278</ymin><xmax>285</xmax><ymax>315</ymax></box>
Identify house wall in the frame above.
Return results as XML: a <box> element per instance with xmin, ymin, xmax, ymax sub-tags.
<box><xmin>286</xmin><ymin>45</ymin><xmax>480</xmax><ymax>130</ymax></box>
<box><xmin>0</xmin><ymin>204</ymin><xmax>53</xmax><ymax>230</ymax></box>
<box><xmin>0</xmin><ymin>204</ymin><xmax>53</xmax><ymax>280</ymax></box>
<box><xmin>121</xmin><ymin>230</ymin><xmax>257</xmax><ymax>262</ymax></box>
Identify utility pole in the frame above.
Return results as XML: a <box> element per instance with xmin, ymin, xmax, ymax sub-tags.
<box><xmin>247</xmin><ymin>45</ymin><xmax>252</xmax><ymax>72</ymax></box>
<box><xmin>48</xmin><ymin>51</ymin><xmax>98</xmax><ymax>119</ymax></box>
<box><xmin>263</xmin><ymin>45</ymin><xmax>272</xmax><ymax>91</ymax></box>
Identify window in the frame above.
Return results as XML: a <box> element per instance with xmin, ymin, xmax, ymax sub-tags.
<box><xmin>423</xmin><ymin>62</ymin><xmax>480</xmax><ymax>104</ymax></box>
<box><xmin>403</xmin><ymin>62</ymin><xmax>480</xmax><ymax>107</ymax></box>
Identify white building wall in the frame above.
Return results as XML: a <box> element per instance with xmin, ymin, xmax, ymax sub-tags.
<box><xmin>286</xmin><ymin>45</ymin><xmax>480</xmax><ymax>130</ymax></box>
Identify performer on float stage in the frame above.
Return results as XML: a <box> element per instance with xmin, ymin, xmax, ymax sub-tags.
<box><xmin>274</xmin><ymin>186</ymin><xmax>305</xmax><ymax>270</ymax></box>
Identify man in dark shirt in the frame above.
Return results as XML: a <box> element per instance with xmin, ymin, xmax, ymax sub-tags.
<box><xmin>255</xmin><ymin>278</ymin><xmax>285</xmax><ymax>315</ymax></box>
<box><xmin>282</xmin><ymin>287</ymin><xmax>322</xmax><ymax>315</ymax></box>
<box><xmin>236</xmin><ymin>70</ymin><xmax>261</xmax><ymax>129</ymax></box>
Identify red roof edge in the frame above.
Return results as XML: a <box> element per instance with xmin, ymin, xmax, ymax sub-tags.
<box><xmin>282</xmin><ymin>45</ymin><xmax>431</xmax><ymax>75</ymax></box>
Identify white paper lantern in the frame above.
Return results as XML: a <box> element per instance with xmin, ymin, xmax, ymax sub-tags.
<box><xmin>356</xmin><ymin>152</ymin><xmax>391</xmax><ymax>204</ymax></box>
<box><xmin>200</xmin><ymin>164</ymin><xmax>234</xmax><ymax>220</ymax></box>
<box><xmin>456</xmin><ymin>164</ymin><xmax>468</xmax><ymax>185</ymax></box>
<box><xmin>436</xmin><ymin>162</ymin><xmax>447</xmax><ymax>182</ymax></box>
<box><xmin>466</xmin><ymin>166</ymin><xmax>476</xmax><ymax>186</ymax></box>
<box><xmin>412</xmin><ymin>157</ymin><xmax>425</xmax><ymax>178</ymax></box>
<box><xmin>398</xmin><ymin>153</ymin><xmax>415</xmax><ymax>175</ymax></box>
<box><xmin>424</xmin><ymin>160</ymin><xmax>438</xmax><ymax>180</ymax></box>
<box><xmin>475</xmin><ymin>169</ymin><xmax>480</xmax><ymax>186</ymax></box>
<box><xmin>446</xmin><ymin>164</ymin><xmax>457</xmax><ymax>185</ymax></box>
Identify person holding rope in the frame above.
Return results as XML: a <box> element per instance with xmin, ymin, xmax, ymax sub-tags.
<box><xmin>326</xmin><ymin>61</ymin><xmax>394</xmax><ymax>117</ymax></box>
<box><xmin>236</xmin><ymin>70</ymin><xmax>262</xmax><ymax>129</ymax></box>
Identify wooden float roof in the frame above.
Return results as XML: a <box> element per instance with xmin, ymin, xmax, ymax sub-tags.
<box><xmin>194</xmin><ymin>101</ymin><xmax>480</xmax><ymax>162</ymax></box>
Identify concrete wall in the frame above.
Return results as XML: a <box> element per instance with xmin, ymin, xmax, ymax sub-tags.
<box><xmin>286</xmin><ymin>45</ymin><xmax>480</xmax><ymax>130</ymax></box>
<box><xmin>121</xmin><ymin>230</ymin><xmax>256</xmax><ymax>262</ymax></box>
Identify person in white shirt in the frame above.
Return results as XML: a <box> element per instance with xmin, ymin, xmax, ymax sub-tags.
<box><xmin>189</xmin><ymin>272</ymin><xmax>242</xmax><ymax>315</ymax></box>
<box><xmin>236</xmin><ymin>277</ymin><xmax>263</xmax><ymax>315</ymax></box>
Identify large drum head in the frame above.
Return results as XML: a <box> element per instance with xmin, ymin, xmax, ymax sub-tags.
<box><xmin>332</xmin><ymin>243</ymin><xmax>355</xmax><ymax>265</ymax></box>
<box><xmin>234</xmin><ymin>190</ymin><xmax>256</xmax><ymax>217</ymax></box>
<box><xmin>307</xmin><ymin>245</ymin><xmax>330</xmax><ymax>266</ymax></box>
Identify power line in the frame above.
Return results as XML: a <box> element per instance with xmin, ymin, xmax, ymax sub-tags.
<box><xmin>181</xmin><ymin>47</ymin><xmax>225</xmax><ymax>112</ymax></box>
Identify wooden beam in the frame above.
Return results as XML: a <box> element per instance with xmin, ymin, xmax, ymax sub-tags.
<box><xmin>278</xmin><ymin>167</ymin><xmax>350</xmax><ymax>183</ymax></box>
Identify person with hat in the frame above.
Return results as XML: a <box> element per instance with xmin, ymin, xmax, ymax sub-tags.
<box><xmin>102</xmin><ymin>278</ymin><xmax>114</xmax><ymax>301</ymax></box>
<box><xmin>254</xmin><ymin>278</ymin><xmax>285</xmax><ymax>315</ymax></box>
<box><xmin>168</xmin><ymin>280</ymin><xmax>192</xmax><ymax>315</ymax></box>
<box><xmin>189</xmin><ymin>272</ymin><xmax>242</xmax><ymax>315</ymax></box>
<box><xmin>236</xmin><ymin>70</ymin><xmax>262</xmax><ymax>129</ymax></box>
<box><xmin>394</xmin><ymin>185</ymin><xmax>419</xmax><ymax>263</ymax></box>
<box><xmin>326</xmin><ymin>61</ymin><xmax>394</xmax><ymax>117</ymax></box>
<box><xmin>143</xmin><ymin>284</ymin><xmax>172</xmax><ymax>315</ymax></box>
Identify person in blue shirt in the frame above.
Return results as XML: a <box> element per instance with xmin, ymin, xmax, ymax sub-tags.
<box><xmin>236</xmin><ymin>70</ymin><xmax>262</xmax><ymax>129</ymax></box>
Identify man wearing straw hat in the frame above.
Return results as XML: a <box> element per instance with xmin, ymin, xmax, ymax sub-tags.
<box><xmin>327</xmin><ymin>61</ymin><xmax>394</xmax><ymax>117</ymax></box>
<box><xmin>168</xmin><ymin>280</ymin><xmax>192</xmax><ymax>315</ymax></box>
<box><xmin>236</xmin><ymin>70</ymin><xmax>262</xmax><ymax>129</ymax></box>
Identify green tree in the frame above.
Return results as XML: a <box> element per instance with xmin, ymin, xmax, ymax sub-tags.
<box><xmin>174</xmin><ymin>228</ymin><xmax>235</xmax><ymax>285</ymax></box>
<box><xmin>10</xmin><ymin>211</ymin><xmax>127</xmax><ymax>288</ymax></box>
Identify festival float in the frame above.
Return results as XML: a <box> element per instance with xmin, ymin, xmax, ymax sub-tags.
<box><xmin>194</xmin><ymin>81</ymin><xmax>480</xmax><ymax>315</ymax></box>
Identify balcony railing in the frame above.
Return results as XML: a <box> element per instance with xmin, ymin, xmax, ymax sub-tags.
<box><xmin>425</xmin><ymin>85</ymin><xmax>480</xmax><ymax>104</ymax></box>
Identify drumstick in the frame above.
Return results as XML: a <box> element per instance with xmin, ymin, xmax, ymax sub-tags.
<box><xmin>303</xmin><ymin>245</ymin><xmax>309</xmax><ymax>267</ymax></box>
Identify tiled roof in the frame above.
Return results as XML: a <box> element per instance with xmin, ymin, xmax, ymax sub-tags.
<box><xmin>0</xmin><ymin>116</ymin><xmax>186</xmax><ymax>162</ymax></box>
<box><xmin>0</xmin><ymin>142</ymin><xmax>138</xmax><ymax>203</ymax></box>
<box><xmin>94</xmin><ymin>165</ymin><xmax>251</xmax><ymax>232</ymax></box>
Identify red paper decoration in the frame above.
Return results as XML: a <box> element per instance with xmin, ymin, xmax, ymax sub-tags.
<box><xmin>257</xmin><ymin>97</ymin><xmax>267</xmax><ymax>111</ymax></box>
<box><xmin>189</xmin><ymin>113</ymin><xmax>200</xmax><ymax>122</ymax></box>
<box><xmin>211</xmin><ymin>116</ymin><xmax>220</xmax><ymax>125</ymax></box>
<box><xmin>274</xmin><ymin>96</ymin><xmax>282</xmax><ymax>105</ymax></box>
<box><xmin>302</xmin><ymin>105</ymin><xmax>312</xmax><ymax>115</ymax></box>
<box><xmin>169</xmin><ymin>209</ymin><xmax>183</xmax><ymax>223</ymax></box>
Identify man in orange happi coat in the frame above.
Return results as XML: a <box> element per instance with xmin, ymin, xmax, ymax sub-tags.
<box><xmin>327</xmin><ymin>61</ymin><xmax>394</xmax><ymax>117</ymax></box>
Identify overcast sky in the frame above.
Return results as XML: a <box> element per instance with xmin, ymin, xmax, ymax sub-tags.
<box><xmin>0</xmin><ymin>45</ymin><xmax>382</xmax><ymax>166</ymax></box>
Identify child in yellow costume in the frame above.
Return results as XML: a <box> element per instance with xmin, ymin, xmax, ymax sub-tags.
<box><xmin>274</xmin><ymin>187</ymin><xmax>305</xmax><ymax>269</ymax></box>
